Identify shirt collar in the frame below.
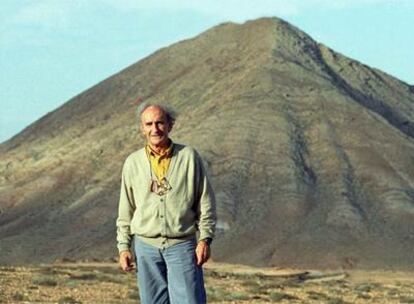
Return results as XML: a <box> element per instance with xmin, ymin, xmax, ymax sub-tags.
<box><xmin>146</xmin><ymin>139</ymin><xmax>174</xmax><ymax>158</ymax></box>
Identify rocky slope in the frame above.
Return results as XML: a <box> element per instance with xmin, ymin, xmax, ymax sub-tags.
<box><xmin>1</xmin><ymin>17</ymin><xmax>413</xmax><ymax>269</ymax></box>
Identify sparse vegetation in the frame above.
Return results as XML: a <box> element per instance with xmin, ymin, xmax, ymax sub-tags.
<box><xmin>355</xmin><ymin>283</ymin><xmax>376</xmax><ymax>292</ymax></box>
<box><xmin>398</xmin><ymin>296</ymin><xmax>414</xmax><ymax>303</ymax></box>
<box><xmin>127</xmin><ymin>289</ymin><xmax>139</xmax><ymax>300</ymax></box>
<box><xmin>58</xmin><ymin>296</ymin><xmax>82</xmax><ymax>304</ymax></box>
<box><xmin>32</xmin><ymin>274</ymin><xmax>58</xmax><ymax>286</ymax></box>
<box><xmin>307</xmin><ymin>290</ymin><xmax>329</xmax><ymax>300</ymax></box>
<box><xmin>0</xmin><ymin>267</ymin><xmax>16</xmax><ymax>272</ymax></box>
<box><xmin>206</xmin><ymin>286</ymin><xmax>233</xmax><ymax>301</ymax></box>
<box><xmin>269</xmin><ymin>291</ymin><xmax>299</xmax><ymax>302</ymax></box>
<box><xmin>69</xmin><ymin>272</ymin><xmax>97</xmax><ymax>280</ymax></box>
<box><xmin>387</xmin><ymin>287</ymin><xmax>400</xmax><ymax>296</ymax></box>
<box><xmin>327</xmin><ymin>298</ymin><xmax>349</xmax><ymax>304</ymax></box>
<box><xmin>12</xmin><ymin>291</ymin><xmax>27</xmax><ymax>301</ymax></box>
<box><xmin>231</xmin><ymin>291</ymin><xmax>251</xmax><ymax>301</ymax></box>
<box><xmin>1</xmin><ymin>263</ymin><xmax>414</xmax><ymax>303</ymax></box>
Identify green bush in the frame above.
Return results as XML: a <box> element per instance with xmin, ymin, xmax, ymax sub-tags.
<box><xmin>12</xmin><ymin>292</ymin><xmax>27</xmax><ymax>301</ymax></box>
<box><xmin>269</xmin><ymin>291</ymin><xmax>298</xmax><ymax>302</ymax></box>
<box><xmin>307</xmin><ymin>290</ymin><xmax>329</xmax><ymax>300</ymax></box>
<box><xmin>69</xmin><ymin>273</ymin><xmax>97</xmax><ymax>280</ymax></box>
<box><xmin>58</xmin><ymin>296</ymin><xmax>82</xmax><ymax>304</ymax></box>
<box><xmin>327</xmin><ymin>298</ymin><xmax>349</xmax><ymax>304</ymax></box>
<box><xmin>32</xmin><ymin>275</ymin><xmax>58</xmax><ymax>286</ymax></box>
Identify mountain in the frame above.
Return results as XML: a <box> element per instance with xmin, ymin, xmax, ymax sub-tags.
<box><xmin>1</xmin><ymin>17</ymin><xmax>414</xmax><ymax>269</ymax></box>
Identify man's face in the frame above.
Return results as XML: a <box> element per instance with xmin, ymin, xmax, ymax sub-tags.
<box><xmin>140</xmin><ymin>106</ymin><xmax>172</xmax><ymax>148</ymax></box>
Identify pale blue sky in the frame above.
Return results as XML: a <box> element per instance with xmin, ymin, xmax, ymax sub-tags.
<box><xmin>1</xmin><ymin>0</ymin><xmax>413</xmax><ymax>143</ymax></box>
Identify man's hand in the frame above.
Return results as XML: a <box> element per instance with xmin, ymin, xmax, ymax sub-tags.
<box><xmin>195</xmin><ymin>240</ymin><xmax>211</xmax><ymax>266</ymax></box>
<box><xmin>119</xmin><ymin>250</ymin><xmax>135</xmax><ymax>272</ymax></box>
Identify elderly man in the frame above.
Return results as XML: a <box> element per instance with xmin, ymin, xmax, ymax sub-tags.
<box><xmin>116</xmin><ymin>102</ymin><xmax>216</xmax><ymax>304</ymax></box>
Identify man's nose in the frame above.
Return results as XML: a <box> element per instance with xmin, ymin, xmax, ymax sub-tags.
<box><xmin>151</xmin><ymin>123</ymin><xmax>160</xmax><ymax>132</ymax></box>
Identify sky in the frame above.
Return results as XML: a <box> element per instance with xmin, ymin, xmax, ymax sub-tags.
<box><xmin>1</xmin><ymin>0</ymin><xmax>413</xmax><ymax>143</ymax></box>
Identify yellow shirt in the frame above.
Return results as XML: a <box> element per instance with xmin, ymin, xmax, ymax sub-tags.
<box><xmin>145</xmin><ymin>142</ymin><xmax>174</xmax><ymax>181</ymax></box>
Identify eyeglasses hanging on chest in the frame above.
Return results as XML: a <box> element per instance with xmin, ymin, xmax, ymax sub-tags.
<box><xmin>150</xmin><ymin>177</ymin><xmax>172</xmax><ymax>196</ymax></box>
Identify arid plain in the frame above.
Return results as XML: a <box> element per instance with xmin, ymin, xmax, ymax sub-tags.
<box><xmin>1</xmin><ymin>261</ymin><xmax>414</xmax><ymax>303</ymax></box>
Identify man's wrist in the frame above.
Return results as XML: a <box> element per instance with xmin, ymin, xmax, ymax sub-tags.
<box><xmin>199</xmin><ymin>238</ymin><xmax>212</xmax><ymax>246</ymax></box>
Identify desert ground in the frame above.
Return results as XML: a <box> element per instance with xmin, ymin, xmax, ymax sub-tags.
<box><xmin>1</xmin><ymin>261</ymin><xmax>414</xmax><ymax>303</ymax></box>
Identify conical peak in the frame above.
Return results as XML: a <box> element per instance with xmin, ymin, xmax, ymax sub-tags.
<box><xmin>200</xmin><ymin>16</ymin><xmax>311</xmax><ymax>44</ymax></box>
<box><xmin>191</xmin><ymin>16</ymin><xmax>319</xmax><ymax>66</ymax></box>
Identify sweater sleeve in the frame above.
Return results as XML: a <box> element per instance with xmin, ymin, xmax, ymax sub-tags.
<box><xmin>195</xmin><ymin>151</ymin><xmax>217</xmax><ymax>242</ymax></box>
<box><xmin>116</xmin><ymin>158</ymin><xmax>136</xmax><ymax>253</ymax></box>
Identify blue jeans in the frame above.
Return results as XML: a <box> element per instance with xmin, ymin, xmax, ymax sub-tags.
<box><xmin>133</xmin><ymin>236</ymin><xmax>206</xmax><ymax>304</ymax></box>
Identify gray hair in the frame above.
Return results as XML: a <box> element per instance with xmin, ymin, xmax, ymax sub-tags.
<box><xmin>136</xmin><ymin>101</ymin><xmax>177</xmax><ymax>126</ymax></box>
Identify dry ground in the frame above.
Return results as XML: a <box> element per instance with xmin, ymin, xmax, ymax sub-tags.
<box><xmin>1</xmin><ymin>261</ymin><xmax>414</xmax><ymax>303</ymax></box>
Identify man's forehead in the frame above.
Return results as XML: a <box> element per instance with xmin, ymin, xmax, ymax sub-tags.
<box><xmin>141</xmin><ymin>106</ymin><xmax>167</xmax><ymax>121</ymax></box>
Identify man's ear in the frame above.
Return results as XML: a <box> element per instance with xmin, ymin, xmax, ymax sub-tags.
<box><xmin>168</xmin><ymin>122</ymin><xmax>174</xmax><ymax>132</ymax></box>
<box><xmin>139</xmin><ymin>125</ymin><xmax>145</xmax><ymax>136</ymax></box>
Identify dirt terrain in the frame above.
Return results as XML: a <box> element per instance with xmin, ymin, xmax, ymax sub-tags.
<box><xmin>1</xmin><ymin>261</ymin><xmax>414</xmax><ymax>303</ymax></box>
